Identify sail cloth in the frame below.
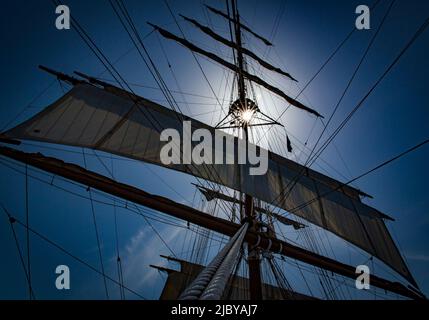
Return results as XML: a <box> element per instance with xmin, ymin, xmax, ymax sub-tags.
<box><xmin>3</xmin><ymin>82</ymin><xmax>415</xmax><ymax>285</ymax></box>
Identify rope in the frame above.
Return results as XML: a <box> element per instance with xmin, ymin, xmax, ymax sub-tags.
<box><xmin>0</xmin><ymin>156</ymin><xmax>229</xmax><ymax>246</ymax></box>
<box><xmin>113</xmin><ymin>203</ymin><xmax>125</xmax><ymax>300</ymax></box>
<box><xmin>1</xmin><ymin>204</ymin><xmax>36</xmax><ymax>299</ymax></box>
<box><xmin>290</xmin><ymin>138</ymin><xmax>429</xmax><ymax>213</ymax></box>
<box><xmin>82</xmin><ymin>149</ymin><xmax>110</xmax><ymax>299</ymax></box>
<box><xmin>109</xmin><ymin>152</ymin><xmax>126</xmax><ymax>300</ymax></box>
<box><xmin>0</xmin><ymin>79</ymin><xmax>57</xmax><ymax>132</ymax></box>
<box><xmin>111</xmin><ymin>0</ymin><xmax>237</xmax><ymax>216</ymax></box>
<box><xmin>2</xmin><ymin>207</ymin><xmax>147</xmax><ymax>300</ymax></box>
<box><xmin>200</xmin><ymin>222</ymin><xmax>248</xmax><ymax>300</ymax></box>
<box><xmin>25</xmin><ymin>164</ymin><xmax>32</xmax><ymax>300</ymax></box>
<box><xmin>224</xmin><ymin>247</ymin><xmax>244</xmax><ymax>299</ymax></box>
<box><xmin>255</xmin><ymin>0</ymin><xmax>383</xmax><ymax>145</ymax></box>
<box><xmin>307</xmin><ymin>12</ymin><xmax>429</xmax><ymax>169</ymax></box>
<box><xmin>179</xmin><ymin>222</ymin><xmax>248</xmax><ymax>300</ymax></box>
<box><xmin>272</xmin><ymin>0</ymin><xmax>396</xmax><ymax>209</ymax></box>
<box><xmin>270</xmin><ymin>10</ymin><xmax>429</xmax><ymax>218</ymax></box>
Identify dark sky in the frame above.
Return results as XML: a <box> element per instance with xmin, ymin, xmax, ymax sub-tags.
<box><xmin>0</xmin><ymin>0</ymin><xmax>428</xmax><ymax>299</ymax></box>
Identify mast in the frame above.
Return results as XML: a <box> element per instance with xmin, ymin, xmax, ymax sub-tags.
<box><xmin>2</xmin><ymin>0</ymin><xmax>422</xmax><ymax>300</ymax></box>
<box><xmin>0</xmin><ymin>145</ymin><xmax>424</xmax><ymax>300</ymax></box>
<box><xmin>231</xmin><ymin>0</ymin><xmax>263</xmax><ymax>300</ymax></box>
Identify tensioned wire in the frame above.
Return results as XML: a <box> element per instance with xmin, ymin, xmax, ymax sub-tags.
<box><xmin>0</xmin><ymin>157</ymin><xmax>229</xmax><ymax>245</ymax></box>
<box><xmin>52</xmin><ymin>0</ymin><xmax>238</xmax><ymax>218</ymax></box>
<box><xmin>110</xmin><ymin>0</ymin><xmax>239</xmax><ymax>218</ymax></box>
<box><xmin>0</xmin><ymin>158</ymin><xmax>231</xmax><ymax>300</ymax></box>
<box><xmin>0</xmin><ymin>203</ymin><xmax>148</xmax><ymax>300</ymax></box>
<box><xmin>271</xmin><ymin>3</ymin><xmax>429</xmax><ymax>213</ymax></box>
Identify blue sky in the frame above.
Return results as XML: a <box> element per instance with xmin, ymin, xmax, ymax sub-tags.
<box><xmin>0</xmin><ymin>0</ymin><xmax>428</xmax><ymax>299</ymax></box>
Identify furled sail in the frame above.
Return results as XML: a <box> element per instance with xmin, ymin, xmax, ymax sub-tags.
<box><xmin>3</xmin><ymin>81</ymin><xmax>415</xmax><ymax>285</ymax></box>
<box><xmin>205</xmin><ymin>5</ymin><xmax>273</xmax><ymax>46</ymax></box>
<box><xmin>148</xmin><ymin>23</ymin><xmax>322</xmax><ymax>118</ymax></box>
<box><xmin>195</xmin><ymin>184</ymin><xmax>306</xmax><ymax>230</ymax></box>
<box><xmin>180</xmin><ymin>15</ymin><xmax>297</xmax><ymax>81</ymax></box>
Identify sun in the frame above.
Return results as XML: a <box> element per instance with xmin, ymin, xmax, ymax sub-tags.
<box><xmin>240</xmin><ymin>109</ymin><xmax>255</xmax><ymax>123</ymax></box>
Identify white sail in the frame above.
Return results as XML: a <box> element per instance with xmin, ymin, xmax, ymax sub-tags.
<box><xmin>3</xmin><ymin>83</ymin><xmax>415</xmax><ymax>284</ymax></box>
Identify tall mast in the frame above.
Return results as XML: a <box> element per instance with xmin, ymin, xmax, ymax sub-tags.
<box><xmin>0</xmin><ymin>145</ymin><xmax>423</xmax><ymax>300</ymax></box>
<box><xmin>231</xmin><ymin>0</ymin><xmax>263</xmax><ymax>300</ymax></box>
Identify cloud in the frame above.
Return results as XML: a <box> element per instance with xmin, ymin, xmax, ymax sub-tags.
<box><xmin>75</xmin><ymin>221</ymin><xmax>183</xmax><ymax>299</ymax></box>
<box><xmin>120</xmin><ymin>224</ymin><xmax>182</xmax><ymax>290</ymax></box>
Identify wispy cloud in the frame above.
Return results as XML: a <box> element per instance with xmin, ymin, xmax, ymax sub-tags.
<box><xmin>120</xmin><ymin>224</ymin><xmax>182</xmax><ymax>289</ymax></box>
<box><xmin>77</xmin><ymin>223</ymin><xmax>183</xmax><ymax>299</ymax></box>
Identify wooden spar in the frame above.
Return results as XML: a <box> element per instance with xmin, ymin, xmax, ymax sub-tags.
<box><xmin>38</xmin><ymin>65</ymin><xmax>84</xmax><ymax>86</ymax></box>
<box><xmin>179</xmin><ymin>14</ymin><xmax>297</xmax><ymax>81</ymax></box>
<box><xmin>0</xmin><ymin>134</ymin><xmax>21</xmax><ymax>145</ymax></box>
<box><xmin>0</xmin><ymin>145</ymin><xmax>424</xmax><ymax>300</ymax></box>
<box><xmin>148</xmin><ymin>23</ymin><xmax>323</xmax><ymax>118</ymax></box>
<box><xmin>194</xmin><ymin>183</ymin><xmax>306</xmax><ymax>229</ymax></box>
<box><xmin>205</xmin><ymin>5</ymin><xmax>273</xmax><ymax>46</ymax></box>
